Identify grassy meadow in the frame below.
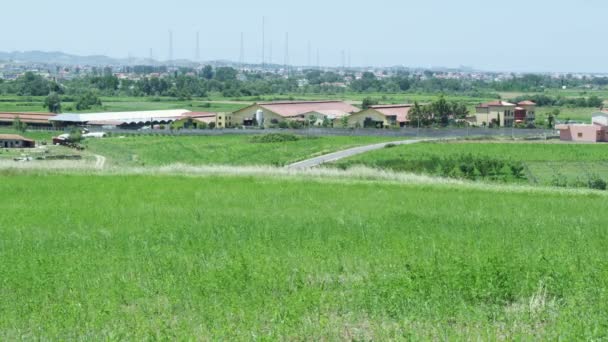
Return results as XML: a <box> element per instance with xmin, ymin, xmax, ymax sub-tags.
<box><xmin>0</xmin><ymin>95</ymin><xmax>246</xmax><ymax>113</ymax></box>
<box><xmin>1</xmin><ymin>174</ymin><xmax>607</xmax><ymax>339</ymax></box>
<box><xmin>83</xmin><ymin>134</ymin><xmax>395</xmax><ymax>167</ymax></box>
<box><xmin>334</xmin><ymin>141</ymin><xmax>608</xmax><ymax>187</ymax></box>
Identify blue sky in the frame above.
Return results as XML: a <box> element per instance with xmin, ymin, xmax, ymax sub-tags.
<box><xmin>1</xmin><ymin>0</ymin><xmax>606</xmax><ymax>72</ymax></box>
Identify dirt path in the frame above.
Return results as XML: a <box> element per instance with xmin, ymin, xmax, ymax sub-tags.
<box><xmin>94</xmin><ymin>154</ymin><xmax>106</xmax><ymax>169</ymax></box>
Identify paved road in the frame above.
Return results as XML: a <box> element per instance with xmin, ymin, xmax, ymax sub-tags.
<box><xmin>287</xmin><ymin>139</ymin><xmax>428</xmax><ymax>169</ymax></box>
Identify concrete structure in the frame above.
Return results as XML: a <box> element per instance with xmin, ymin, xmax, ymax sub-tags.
<box><xmin>231</xmin><ymin>101</ymin><xmax>359</xmax><ymax>127</ymax></box>
<box><xmin>0</xmin><ymin>134</ymin><xmax>35</xmax><ymax>148</ymax></box>
<box><xmin>51</xmin><ymin>109</ymin><xmax>193</xmax><ymax>128</ymax></box>
<box><xmin>474</xmin><ymin>101</ymin><xmax>536</xmax><ymax>127</ymax></box>
<box><xmin>347</xmin><ymin>104</ymin><xmax>412</xmax><ymax>128</ymax></box>
<box><xmin>556</xmin><ymin>113</ymin><xmax>608</xmax><ymax>142</ymax></box>
<box><xmin>0</xmin><ymin>112</ymin><xmax>56</xmax><ymax>127</ymax></box>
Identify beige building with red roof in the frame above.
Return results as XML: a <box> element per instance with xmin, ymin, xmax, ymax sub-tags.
<box><xmin>231</xmin><ymin>101</ymin><xmax>359</xmax><ymax>127</ymax></box>
<box><xmin>0</xmin><ymin>134</ymin><xmax>35</xmax><ymax>148</ymax></box>
<box><xmin>474</xmin><ymin>100</ymin><xmax>536</xmax><ymax>127</ymax></box>
<box><xmin>347</xmin><ymin>104</ymin><xmax>412</xmax><ymax>128</ymax></box>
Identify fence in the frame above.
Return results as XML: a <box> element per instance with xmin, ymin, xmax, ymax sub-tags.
<box><xmin>79</xmin><ymin>127</ymin><xmax>558</xmax><ymax>139</ymax></box>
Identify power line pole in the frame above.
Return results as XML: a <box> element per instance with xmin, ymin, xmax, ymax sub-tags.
<box><xmin>261</xmin><ymin>16</ymin><xmax>266</xmax><ymax>68</ymax></box>
<box><xmin>239</xmin><ymin>32</ymin><xmax>245</xmax><ymax>70</ymax></box>
<box><xmin>307</xmin><ymin>41</ymin><xmax>311</xmax><ymax>67</ymax></box>
<box><xmin>284</xmin><ymin>32</ymin><xmax>289</xmax><ymax>75</ymax></box>
<box><xmin>168</xmin><ymin>30</ymin><xmax>173</xmax><ymax>65</ymax></box>
<box><xmin>195</xmin><ymin>31</ymin><xmax>200</xmax><ymax>62</ymax></box>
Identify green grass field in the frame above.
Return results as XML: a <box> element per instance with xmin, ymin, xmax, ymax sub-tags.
<box><xmin>1</xmin><ymin>173</ymin><xmax>607</xmax><ymax>339</ymax></box>
<box><xmin>334</xmin><ymin>141</ymin><xmax>608</xmax><ymax>186</ymax></box>
<box><xmin>0</xmin><ymin>95</ymin><xmax>246</xmax><ymax>113</ymax></box>
<box><xmin>84</xmin><ymin>134</ymin><xmax>394</xmax><ymax>167</ymax></box>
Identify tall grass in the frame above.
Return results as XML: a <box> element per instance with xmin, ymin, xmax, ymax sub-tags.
<box><xmin>1</xmin><ymin>174</ymin><xmax>608</xmax><ymax>339</ymax></box>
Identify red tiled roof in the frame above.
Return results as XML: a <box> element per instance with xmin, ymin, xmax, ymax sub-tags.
<box><xmin>517</xmin><ymin>100</ymin><xmax>536</xmax><ymax>106</ymax></box>
<box><xmin>368</xmin><ymin>104</ymin><xmax>413</xmax><ymax>122</ymax></box>
<box><xmin>181</xmin><ymin>112</ymin><xmax>216</xmax><ymax>118</ymax></box>
<box><xmin>477</xmin><ymin>101</ymin><xmax>516</xmax><ymax>108</ymax></box>
<box><xmin>256</xmin><ymin>101</ymin><xmax>359</xmax><ymax>118</ymax></box>
<box><xmin>0</xmin><ymin>134</ymin><xmax>34</xmax><ymax>142</ymax></box>
<box><xmin>0</xmin><ymin>112</ymin><xmax>56</xmax><ymax>124</ymax></box>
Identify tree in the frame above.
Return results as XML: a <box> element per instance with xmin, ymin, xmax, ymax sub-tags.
<box><xmin>340</xmin><ymin>116</ymin><xmax>349</xmax><ymax>128</ymax></box>
<box><xmin>44</xmin><ymin>92</ymin><xmax>62</xmax><ymax>113</ymax></box>
<box><xmin>432</xmin><ymin>95</ymin><xmax>451</xmax><ymax>126</ymax></box>
<box><xmin>201</xmin><ymin>65</ymin><xmax>214</xmax><ymax>80</ymax></box>
<box><xmin>12</xmin><ymin>116</ymin><xmax>27</xmax><ymax>132</ymax></box>
<box><xmin>361</xmin><ymin>97</ymin><xmax>378</xmax><ymax>109</ymax></box>
<box><xmin>548</xmin><ymin>109</ymin><xmax>560</xmax><ymax>128</ymax></box>
<box><xmin>76</xmin><ymin>91</ymin><xmax>102</xmax><ymax>110</ymax></box>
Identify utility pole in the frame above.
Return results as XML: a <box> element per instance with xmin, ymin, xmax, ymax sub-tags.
<box><xmin>284</xmin><ymin>32</ymin><xmax>289</xmax><ymax>75</ymax></box>
<box><xmin>239</xmin><ymin>32</ymin><xmax>245</xmax><ymax>70</ymax></box>
<box><xmin>307</xmin><ymin>41</ymin><xmax>311</xmax><ymax>67</ymax></box>
<box><xmin>195</xmin><ymin>31</ymin><xmax>200</xmax><ymax>62</ymax></box>
<box><xmin>262</xmin><ymin>16</ymin><xmax>266</xmax><ymax>68</ymax></box>
<box><xmin>168</xmin><ymin>30</ymin><xmax>173</xmax><ymax>65</ymax></box>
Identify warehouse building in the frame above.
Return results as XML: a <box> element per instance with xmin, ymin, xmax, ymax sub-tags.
<box><xmin>231</xmin><ymin>101</ymin><xmax>359</xmax><ymax>127</ymax></box>
<box><xmin>0</xmin><ymin>112</ymin><xmax>57</xmax><ymax>127</ymax></box>
<box><xmin>50</xmin><ymin>109</ymin><xmax>195</xmax><ymax>129</ymax></box>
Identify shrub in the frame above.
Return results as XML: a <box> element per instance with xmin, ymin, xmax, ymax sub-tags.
<box><xmin>278</xmin><ymin>121</ymin><xmax>289</xmax><ymax>129</ymax></box>
<box><xmin>250</xmin><ymin>133</ymin><xmax>300</xmax><ymax>143</ymax></box>
<box><xmin>288</xmin><ymin>120</ymin><xmax>303</xmax><ymax>129</ymax></box>
<box><xmin>587</xmin><ymin>175</ymin><xmax>607</xmax><ymax>190</ymax></box>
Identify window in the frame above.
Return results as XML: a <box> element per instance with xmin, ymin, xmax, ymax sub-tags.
<box><xmin>578</xmin><ymin>133</ymin><xmax>583</xmax><ymax>138</ymax></box>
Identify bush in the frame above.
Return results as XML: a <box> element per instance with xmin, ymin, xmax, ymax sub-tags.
<box><xmin>288</xmin><ymin>120</ymin><xmax>303</xmax><ymax>129</ymax></box>
<box><xmin>250</xmin><ymin>133</ymin><xmax>300</xmax><ymax>143</ymax></box>
<box><xmin>587</xmin><ymin>175</ymin><xmax>607</xmax><ymax>190</ymax></box>
<box><xmin>278</xmin><ymin>121</ymin><xmax>289</xmax><ymax>129</ymax></box>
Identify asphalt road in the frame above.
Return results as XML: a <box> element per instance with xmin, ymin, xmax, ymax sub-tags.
<box><xmin>286</xmin><ymin>139</ymin><xmax>428</xmax><ymax>169</ymax></box>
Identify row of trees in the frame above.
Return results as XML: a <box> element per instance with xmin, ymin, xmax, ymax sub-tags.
<box><xmin>510</xmin><ymin>94</ymin><xmax>603</xmax><ymax>108</ymax></box>
<box><xmin>2</xmin><ymin>68</ymin><xmax>598</xmax><ymax>100</ymax></box>
<box><xmin>408</xmin><ymin>96</ymin><xmax>469</xmax><ymax>126</ymax></box>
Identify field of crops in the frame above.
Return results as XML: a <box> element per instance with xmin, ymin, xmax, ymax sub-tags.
<box><xmin>84</xmin><ymin>134</ymin><xmax>394</xmax><ymax>167</ymax></box>
<box><xmin>0</xmin><ymin>95</ymin><xmax>246</xmax><ymax>113</ymax></box>
<box><xmin>0</xmin><ymin>173</ymin><xmax>607</xmax><ymax>339</ymax></box>
<box><xmin>334</xmin><ymin>141</ymin><xmax>608</xmax><ymax>186</ymax></box>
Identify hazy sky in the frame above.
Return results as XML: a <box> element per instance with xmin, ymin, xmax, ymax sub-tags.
<box><xmin>1</xmin><ymin>0</ymin><xmax>606</xmax><ymax>72</ymax></box>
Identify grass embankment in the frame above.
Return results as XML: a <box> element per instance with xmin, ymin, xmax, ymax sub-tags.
<box><xmin>1</xmin><ymin>174</ymin><xmax>607</xmax><ymax>339</ymax></box>
<box><xmin>334</xmin><ymin>141</ymin><xmax>608</xmax><ymax>187</ymax></box>
<box><xmin>84</xmin><ymin>134</ymin><xmax>394</xmax><ymax>167</ymax></box>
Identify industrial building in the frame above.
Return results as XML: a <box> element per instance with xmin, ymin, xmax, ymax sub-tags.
<box><xmin>50</xmin><ymin>109</ymin><xmax>202</xmax><ymax>129</ymax></box>
<box><xmin>231</xmin><ymin>101</ymin><xmax>359</xmax><ymax>127</ymax></box>
<box><xmin>347</xmin><ymin>104</ymin><xmax>412</xmax><ymax>128</ymax></box>
<box><xmin>0</xmin><ymin>112</ymin><xmax>57</xmax><ymax>127</ymax></box>
<box><xmin>0</xmin><ymin>134</ymin><xmax>35</xmax><ymax>148</ymax></box>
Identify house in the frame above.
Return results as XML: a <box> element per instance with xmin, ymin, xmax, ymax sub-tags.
<box><xmin>0</xmin><ymin>134</ymin><xmax>35</xmax><ymax>148</ymax></box>
<box><xmin>230</xmin><ymin>101</ymin><xmax>359</xmax><ymax>127</ymax></box>
<box><xmin>347</xmin><ymin>104</ymin><xmax>412</xmax><ymax>128</ymax></box>
<box><xmin>474</xmin><ymin>101</ymin><xmax>536</xmax><ymax>127</ymax></box>
<box><xmin>0</xmin><ymin>112</ymin><xmax>57</xmax><ymax>127</ymax></box>
<box><xmin>556</xmin><ymin>113</ymin><xmax>608</xmax><ymax>142</ymax></box>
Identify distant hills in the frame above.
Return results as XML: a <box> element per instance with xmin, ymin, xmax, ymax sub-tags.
<box><xmin>0</xmin><ymin>51</ymin><xmax>202</xmax><ymax>66</ymax></box>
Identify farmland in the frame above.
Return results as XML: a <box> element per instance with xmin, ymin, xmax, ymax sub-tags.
<box><xmin>334</xmin><ymin>141</ymin><xmax>608</xmax><ymax>187</ymax></box>
<box><xmin>1</xmin><ymin>173</ymin><xmax>607</xmax><ymax>339</ymax></box>
<box><xmin>83</xmin><ymin>134</ymin><xmax>395</xmax><ymax>167</ymax></box>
